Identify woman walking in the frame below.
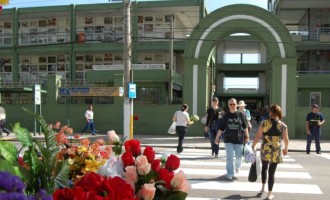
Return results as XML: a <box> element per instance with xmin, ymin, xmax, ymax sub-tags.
<box><xmin>215</xmin><ymin>98</ymin><xmax>249</xmax><ymax>180</ymax></box>
<box><xmin>205</xmin><ymin>97</ymin><xmax>223</xmax><ymax>157</ymax></box>
<box><xmin>252</xmin><ymin>104</ymin><xmax>289</xmax><ymax>200</ymax></box>
<box><xmin>172</xmin><ymin>104</ymin><xmax>194</xmax><ymax>154</ymax></box>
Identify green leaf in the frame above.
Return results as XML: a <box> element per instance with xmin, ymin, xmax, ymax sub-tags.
<box><xmin>0</xmin><ymin>159</ymin><xmax>22</xmax><ymax>177</ymax></box>
<box><xmin>12</xmin><ymin>123</ymin><xmax>33</xmax><ymax>147</ymax></box>
<box><xmin>0</xmin><ymin>141</ymin><xmax>18</xmax><ymax>165</ymax></box>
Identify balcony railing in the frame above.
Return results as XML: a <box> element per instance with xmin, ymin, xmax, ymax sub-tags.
<box><xmin>297</xmin><ymin>71</ymin><xmax>330</xmax><ymax>75</ymax></box>
<box><xmin>290</xmin><ymin>27</ymin><xmax>330</xmax><ymax>41</ymax></box>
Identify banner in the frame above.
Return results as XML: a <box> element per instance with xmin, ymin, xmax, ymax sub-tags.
<box><xmin>59</xmin><ymin>87</ymin><xmax>124</xmax><ymax>97</ymax></box>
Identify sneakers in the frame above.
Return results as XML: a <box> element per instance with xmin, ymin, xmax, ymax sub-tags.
<box><xmin>211</xmin><ymin>152</ymin><xmax>214</xmax><ymax>156</ymax></box>
<box><xmin>235</xmin><ymin>168</ymin><xmax>240</xmax><ymax>173</ymax></box>
<box><xmin>226</xmin><ymin>176</ymin><xmax>233</xmax><ymax>180</ymax></box>
<box><xmin>215</xmin><ymin>154</ymin><xmax>218</xmax><ymax>158</ymax></box>
<box><xmin>316</xmin><ymin>152</ymin><xmax>322</xmax><ymax>154</ymax></box>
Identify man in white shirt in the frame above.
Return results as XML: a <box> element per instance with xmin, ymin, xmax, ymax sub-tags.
<box><xmin>81</xmin><ymin>105</ymin><xmax>96</xmax><ymax>135</ymax></box>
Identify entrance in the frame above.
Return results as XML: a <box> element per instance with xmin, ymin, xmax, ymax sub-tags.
<box><xmin>183</xmin><ymin>4</ymin><xmax>297</xmax><ymax>137</ymax></box>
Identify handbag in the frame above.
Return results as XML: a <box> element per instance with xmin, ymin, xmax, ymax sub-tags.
<box><xmin>201</xmin><ymin>114</ymin><xmax>207</xmax><ymax>125</ymax></box>
<box><xmin>167</xmin><ymin>122</ymin><xmax>176</xmax><ymax>134</ymax></box>
<box><xmin>248</xmin><ymin>161</ymin><xmax>257</xmax><ymax>182</ymax></box>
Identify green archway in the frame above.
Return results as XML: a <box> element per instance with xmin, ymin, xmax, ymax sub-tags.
<box><xmin>183</xmin><ymin>4</ymin><xmax>297</xmax><ymax>137</ymax></box>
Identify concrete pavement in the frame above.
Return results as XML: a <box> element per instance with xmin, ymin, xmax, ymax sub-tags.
<box><xmin>2</xmin><ymin>132</ymin><xmax>329</xmax><ymax>153</ymax></box>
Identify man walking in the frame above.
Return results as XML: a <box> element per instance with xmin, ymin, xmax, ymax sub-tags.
<box><xmin>81</xmin><ymin>105</ymin><xmax>96</xmax><ymax>135</ymax></box>
<box><xmin>306</xmin><ymin>104</ymin><xmax>325</xmax><ymax>154</ymax></box>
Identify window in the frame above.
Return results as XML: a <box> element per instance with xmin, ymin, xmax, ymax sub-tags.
<box><xmin>310</xmin><ymin>92</ymin><xmax>321</xmax><ymax>107</ymax></box>
<box><xmin>224</xmin><ymin>77</ymin><xmax>259</xmax><ymax>90</ymax></box>
<box><xmin>224</xmin><ymin>53</ymin><xmax>260</xmax><ymax>64</ymax></box>
<box><xmin>19</xmin><ymin>55</ymin><xmax>70</xmax><ymax>82</ymax></box>
<box><xmin>136</xmin><ymin>87</ymin><xmax>161</xmax><ymax>104</ymax></box>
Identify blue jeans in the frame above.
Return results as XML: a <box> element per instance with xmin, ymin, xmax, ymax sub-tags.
<box><xmin>224</xmin><ymin>143</ymin><xmax>243</xmax><ymax>177</ymax></box>
<box><xmin>81</xmin><ymin>119</ymin><xmax>96</xmax><ymax>134</ymax></box>
<box><xmin>209</xmin><ymin>129</ymin><xmax>219</xmax><ymax>155</ymax></box>
<box><xmin>307</xmin><ymin>128</ymin><xmax>321</xmax><ymax>153</ymax></box>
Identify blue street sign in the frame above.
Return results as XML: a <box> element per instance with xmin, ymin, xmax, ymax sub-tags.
<box><xmin>128</xmin><ymin>83</ymin><xmax>136</xmax><ymax>99</ymax></box>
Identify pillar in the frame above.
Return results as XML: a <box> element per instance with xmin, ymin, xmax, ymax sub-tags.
<box><xmin>46</xmin><ymin>75</ymin><xmax>62</xmax><ymax>104</ymax></box>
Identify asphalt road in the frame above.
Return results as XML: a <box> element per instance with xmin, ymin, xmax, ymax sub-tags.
<box><xmin>153</xmin><ymin>147</ymin><xmax>330</xmax><ymax>200</ymax></box>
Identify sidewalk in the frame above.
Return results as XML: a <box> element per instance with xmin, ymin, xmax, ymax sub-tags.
<box><xmin>2</xmin><ymin>133</ymin><xmax>330</xmax><ymax>153</ymax></box>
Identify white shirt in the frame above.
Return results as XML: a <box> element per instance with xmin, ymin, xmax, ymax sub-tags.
<box><xmin>85</xmin><ymin>110</ymin><xmax>94</xmax><ymax>120</ymax></box>
<box><xmin>174</xmin><ymin>110</ymin><xmax>189</xmax><ymax>127</ymax></box>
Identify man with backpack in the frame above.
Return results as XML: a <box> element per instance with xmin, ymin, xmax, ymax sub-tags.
<box><xmin>306</xmin><ymin>104</ymin><xmax>325</xmax><ymax>154</ymax></box>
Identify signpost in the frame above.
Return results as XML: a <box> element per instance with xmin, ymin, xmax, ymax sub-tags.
<box><xmin>34</xmin><ymin>84</ymin><xmax>41</xmax><ymax>135</ymax></box>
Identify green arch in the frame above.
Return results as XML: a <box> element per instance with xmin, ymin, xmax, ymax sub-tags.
<box><xmin>185</xmin><ymin>4</ymin><xmax>296</xmax><ymax>59</ymax></box>
<box><xmin>183</xmin><ymin>4</ymin><xmax>297</xmax><ymax>137</ymax></box>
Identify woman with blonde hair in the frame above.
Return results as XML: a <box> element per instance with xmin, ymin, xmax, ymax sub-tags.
<box><xmin>252</xmin><ymin>104</ymin><xmax>289</xmax><ymax>200</ymax></box>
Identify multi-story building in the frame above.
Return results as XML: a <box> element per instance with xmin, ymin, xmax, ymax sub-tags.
<box><xmin>0</xmin><ymin>0</ymin><xmax>329</xmax><ymax>139</ymax></box>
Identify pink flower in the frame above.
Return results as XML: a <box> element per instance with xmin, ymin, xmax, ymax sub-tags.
<box><xmin>55</xmin><ymin>132</ymin><xmax>68</xmax><ymax>145</ymax></box>
<box><xmin>96</xmin><ymin>138</ymin><xmax>105</xmax><ymax>146</ymax></box>
<box><xmin>107</xmin><ymin>130</ymin><xmax>120</xmax><ymax>144</ymax></box>
<box><xmin>136</xmin><ymin>155</ymin><xmax>151</xmax><ymax>175</ymax></box>
<box><xmin>138</xmin><ymin>183</ymin><xmax>156</xmax><ymax>200</ymax></box>
<box><xmin>125</xmin><ymin>166</ymin><xmax>138</xmax><ymax>183</ymax></box>
<box><xmin>171</xmin><ymin>170</ymin><xmax>191</xmax><ymax>193</ymax></box>
<box><xmin>80</xmin><ymin>138</ymin><xmax>90</xmax><ymax>147</ymax></box>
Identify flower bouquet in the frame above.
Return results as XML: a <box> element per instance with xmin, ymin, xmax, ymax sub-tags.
<box><xmin>190</xmin><ymin>115</ymin><xmax>200</xmax><ymax>123</ymax></box>
<box><xmin>54</xmin><ymin>131</ymin><xmax>191</xmax><ymax>200</ymax></box>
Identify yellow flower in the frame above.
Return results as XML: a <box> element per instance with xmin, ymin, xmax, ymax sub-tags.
<box><xmin>78</xmin><ymin>146</ymin><xmax>88</xmax><ymax>154</ymax></box>
<box><xmin>0</xmin><ymin>0</ymin><xmax>9</xmax><ymax>6</ymax></box>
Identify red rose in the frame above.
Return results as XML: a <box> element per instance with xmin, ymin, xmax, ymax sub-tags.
<box><xmin>53</xmin><ymin>188</ymin><xmax>74</xmax><ymax>200</ymax></box>
<box><xmin>125</xmin><ymin>139</ymin><xmax>141</xmax><ymax>157</ymax></box>
<box><xmin>71</xmin><ymin>186</ymin><xmax>86</xmax><ymax>200</ymax></box>
<box><xmin>85</xmin><ymin>191</ymin><xmax>104</xmax><ymax>200</ymax></box>
<box><xmin>151</xmin><ymin>159</ymin><xmax>161</xmax><ymax>172</ymax></box>
<box><xmin>76</xmin><ymin>172</ymin><xmax>105</xmax><ymax>192</ymax></box>
<box><xmin>104</xmin><ymin>176</ymin><xmax>135</xmax><ymax>199</ymax></box>
<box><xmin>158</xmin><ymin>168</ymin><xmax>174</xmax><ymax>190</ymax></box>
<box><xmin>122</xmin><ymin>151</ymin><xmax>135</xmax><ymax>167</ymax></box>
<box><xmin>165</xmin><ymin>155</ymin><xmax>180</xmax><ymax>171</ymax></box>
<box><xmin>143</xmin><ymin>146</ymin><xmax>155</xmax><ymax>163</ymax></box>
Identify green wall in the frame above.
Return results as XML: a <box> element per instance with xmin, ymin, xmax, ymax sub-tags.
<box><xmin>4</xmin><ymin>104</ymin><xmax>180</xmax><ymax>136</ymax></box>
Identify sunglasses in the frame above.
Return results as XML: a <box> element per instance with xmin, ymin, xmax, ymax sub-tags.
<box><xmin>229</xmin><ymin>104</ymin><xmax>236</xmax><ymax>106</ymax></box>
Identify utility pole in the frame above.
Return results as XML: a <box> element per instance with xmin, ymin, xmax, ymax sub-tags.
<box><xmin>168</xmin><ymin>15</ymin><xmax>174</xmax><ymax>104</ymax></box>
<box><xmin>123</xmin><ymin>0</ymin><xmax>133</xmax><ymax>139</ymax></box>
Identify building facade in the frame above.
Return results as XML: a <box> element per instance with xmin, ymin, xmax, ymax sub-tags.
<box><xmin>0</xmin><ymin>0</ymin><xmax>329</xmax><ymax>139</ymax></box>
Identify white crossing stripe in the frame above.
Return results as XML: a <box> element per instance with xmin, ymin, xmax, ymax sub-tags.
<box><xmin>181</xmin><ymin>168</ymin><xmax>311</xmax><ymax>179</ymax></box>
<box><xmin>190</xmin><ymin>181</ymin><xmax>323</xmax><ymax>194</ymax></box>
<box><xmin>180</xmin><ymin>160</ymin><xmax>303</xmax><ymax>169</ymax></box>
<box><xmin>318</xmin><ymin>153</ymin><xmax>330</xmax><ymax>159</ymax></box>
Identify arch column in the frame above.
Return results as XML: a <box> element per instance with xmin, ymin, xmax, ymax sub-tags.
<box><xmin>184</xmin><ymin>58</ymin><xmax>209</xmax><ymax>115</ymax></box>
<box><xmin>270</xmin><ymin>58</ymin><xmax>297</xmax><ymax>137</ymax></box>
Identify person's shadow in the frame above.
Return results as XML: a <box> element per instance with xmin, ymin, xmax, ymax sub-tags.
<box><xmin>223</xmin><ymin>193</ymin><xmax>263</xmax><ymax>200</ymax></box>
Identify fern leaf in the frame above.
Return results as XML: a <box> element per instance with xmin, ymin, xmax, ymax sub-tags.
<box><xmin>55</xmin><ymin>160</ymin><xmax>70</xmax><ymax>189</ymax></box>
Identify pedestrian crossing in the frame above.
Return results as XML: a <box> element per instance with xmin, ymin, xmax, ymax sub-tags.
<box><xmin>155</xmin><ymin>148</ymin><xmax>323</xmax><ymax>200</ymax></box>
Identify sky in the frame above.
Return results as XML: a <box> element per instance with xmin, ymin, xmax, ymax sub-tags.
<box><xmin>4</xmin><ymin>0</ymin><xmax>268</xmax><ymax>11</ymax></box>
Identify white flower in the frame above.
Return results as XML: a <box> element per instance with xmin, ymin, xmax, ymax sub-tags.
<box><xmin>98</xmin><ymin>156</ymin><xmax>124</xmax><ymax>178</ymax></box>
